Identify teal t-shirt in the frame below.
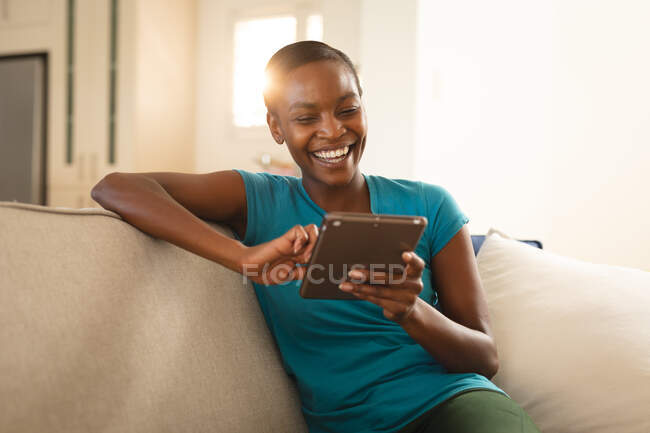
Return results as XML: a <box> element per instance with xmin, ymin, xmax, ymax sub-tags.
<box><xmin>232</xmin><ymin>169</ymin><xmax>508</xmax><ymax>433</ymax></box>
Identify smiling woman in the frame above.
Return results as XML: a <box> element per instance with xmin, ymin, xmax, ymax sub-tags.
<box><xmin>263</xmin><ymin>43</ymin><xmax>369</xmax><ymax>210</ymax></box>
<box><xmin>231</xmin><ymin>41</ymin><xmax>541</xmax><ymax>433</ymax></box>
<box><xmin>91</xmin><ymin>41</ymin><xmax>541</xmax><ymax>433</ymax></box>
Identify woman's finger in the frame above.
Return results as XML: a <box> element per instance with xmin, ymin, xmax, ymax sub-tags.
<box><xmin>280</xmin><ymin>225</ymin><xmax>307</xmax><ymax>256</ymax></box>
<box><xmin>350</xmin><ymin>291</ymin><xmax>414</xmax><ymax>322</ymax></box>
<box><xmin>270</xmin><ymin>225</ymin><xmax>304</xmax><ymax>257</ymax></box>
<box><xmin>341</xmin><ymin>282</ymin><xmax>415</xmax><ymax>303</ymax></box>
<box><xmin>403</xmin><ymin>251</ymin><xmax>425</xmax><ymax>277</ymax></box>
<box><xmin>292</xmin><ymin>225</ymin><xmax>309</xmax><ymax>253</ymax></box>
<box><xmin>300</xmin><ymin>224</ymin><xmax>319</xmax><ymax>262</ymax></box>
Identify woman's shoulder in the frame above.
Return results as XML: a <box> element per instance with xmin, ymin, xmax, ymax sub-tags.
<box><xmin>233</xmin><ymin>168</ymin><xmax>300</xmax><ymax>191</ymax></box>
<box><xmin>366</xmin><ymin>174</ymin><xmax>464</xmax><ymax>226</ymax></box>
<box><xmin>365</xmin><ymin>173</ymin><xmax>420</xmax><ymax>192</ymax></box>
<box><xmin>364</xmin><ymin>173</ymin><xmax>451</xmax><ymax>201</ymax></box>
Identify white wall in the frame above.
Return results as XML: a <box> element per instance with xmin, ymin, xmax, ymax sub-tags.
<box><xmin>195</xmin><ymin>0</ymin><xmax>229</xmax><ymax>173</ymax></box>
<box><xmin>357</xmin><ymin>0</ymin><xmax>417</xmax><ymax>179</ymax></box>
<box><xmin>131</xmin><ymin>0</ymin><xmax>196</xmax><ymax>173</ymax></box>
<box><xmin>415</xmin><ymin>0</ymin><xmax>650</xmax><ymax>271</ymax></box>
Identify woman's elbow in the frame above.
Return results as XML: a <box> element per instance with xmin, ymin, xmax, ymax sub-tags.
<box><xmin>484</xmin><ymin>355</ymin><xmax>499</xmax><ymax>380</ymax></box>
<box><xmin>91</xmin><ymin>172</ymin><xmax>125</xmax><ymax>204</ymax></box>
<box><xmin>482</xmin><ymin>341</ymin><xmax>500</xmax><ymax>380</ymax></box>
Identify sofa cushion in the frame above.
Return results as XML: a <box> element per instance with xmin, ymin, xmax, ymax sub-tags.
<box><xmin>477</xmin><ymin>228</ymin><xmax>650</xmax><ymax>433</ymax></box>
<box><xmin>0</xmin><ymin>202</ymin><xmax>307</xmax><ymax>433</ymax></box>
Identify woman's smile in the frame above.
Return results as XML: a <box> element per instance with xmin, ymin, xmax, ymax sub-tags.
<box><xmin>310</xmin><ymin>142</ymin><xmax>356</xmax><ymax>168</ymax></box>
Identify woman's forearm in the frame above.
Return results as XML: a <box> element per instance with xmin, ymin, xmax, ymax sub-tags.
<box><xmin>91</xmin><ymin>173</ymin><xmax>246</xmax><ymax>273</ymax></box>
<box><xmin>400</xmin><ymin>298</ymin><xmax>499</xmax><ymax>379</ymax></box>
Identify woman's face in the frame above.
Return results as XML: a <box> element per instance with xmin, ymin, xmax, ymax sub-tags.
<box><xmin>267</xmin><ymin>60</ymin><xmax>367</xmax><ymax>187</ymax></box>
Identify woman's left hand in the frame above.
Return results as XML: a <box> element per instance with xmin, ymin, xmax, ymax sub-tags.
<box><xmin>339</xmin><ymin>251</ymin><xmax>426</xmax><ymax>324</ymax></box>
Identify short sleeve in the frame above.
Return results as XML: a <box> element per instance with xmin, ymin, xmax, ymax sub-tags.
<box><xmin>232</xmin><ymin>169</ymin><xmax>283</xmax><ymax>247</ymax></box>
<box><xmin>420</xmin><ymin>182</ymin><xmax>470</xmax><ymax>258</ymax></box>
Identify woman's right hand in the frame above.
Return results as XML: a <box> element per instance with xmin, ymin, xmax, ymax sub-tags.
<box><xmin>238</xmin><ymin>224</ymin><xmax>319</xmax><ymax>285</ymax></box>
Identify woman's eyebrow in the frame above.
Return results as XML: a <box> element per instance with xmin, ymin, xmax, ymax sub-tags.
<box><xmin>288</xmin><ymin>92</ymin><xmax>359</xmax><ymax>112</ymax></box>
<box><xmin>289</xmin><ymin>102</ymin><xmax>318</xmax><ymax>112</ymax></box>
<box><xmin>336</xmin><ymin>91</ymin><xmax>358</xmax><ymax>103</ymax></box>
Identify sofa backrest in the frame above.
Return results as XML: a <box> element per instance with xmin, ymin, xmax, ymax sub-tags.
<box><xmin>0</xmin><ymin>202</ymin><xmax>308</xmax><ymax>433</ymax></box>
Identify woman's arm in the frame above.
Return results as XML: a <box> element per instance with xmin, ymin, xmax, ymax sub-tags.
<box><xmin>400</xmin><ymin>225</ymin><xmax>500</xmax><ymax>379</ymax></box>
<box><xmin>90</xmin><ymin>171</ymin><xmax>248</xmax><ymax>273</ymax></box>
<box><xmin>91</xmin><ymin>171</ymin><xmax>319</xmax><ymax>285</ymax></box>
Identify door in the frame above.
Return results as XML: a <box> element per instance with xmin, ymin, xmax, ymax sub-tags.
<box><xmin>0</xmin><ymin>54</ymin><xmax>47</xmax><ymax>205</ymax></box>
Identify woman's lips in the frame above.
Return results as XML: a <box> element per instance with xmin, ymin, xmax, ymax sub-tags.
<box><xmin>310</xmin><ymin>143</ymin><xmax>355</xmax><ymax>167</ymax></box>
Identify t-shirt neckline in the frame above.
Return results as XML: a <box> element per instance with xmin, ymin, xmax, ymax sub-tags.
<box><xmin>296</xmin><ymin>173</ymin><xmax>376</xmax><ymax>216</ymax></box>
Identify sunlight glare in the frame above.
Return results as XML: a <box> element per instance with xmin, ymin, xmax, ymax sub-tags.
<box><xmin>306</xmin><ymin>14</ymin><xmax>323</xmax><ymax>41</ymax></box>
<box><xmin>233</xmin><ymin>16</ymin><xmax>297</xmax><ymax>127</ymax></box>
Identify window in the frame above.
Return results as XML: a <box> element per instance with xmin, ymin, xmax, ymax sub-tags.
<box><xmin>306</xmin><ymin>14</ymin><xmax>323</xmax><ymax>41</ymax></box>
<box><xmin>232</xmin><ymin>11</ymin><xmax>323</xmax><ymax>129</ymax></box>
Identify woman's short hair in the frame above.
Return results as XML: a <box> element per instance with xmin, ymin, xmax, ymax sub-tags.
<box><xmin>263</xmin><ymin>40</ymin><xmax>363</xmax><ymax>111</ymax></box>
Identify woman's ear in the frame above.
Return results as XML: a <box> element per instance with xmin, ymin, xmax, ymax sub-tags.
<box><xmin>267</xmin><ymin>111</ymin><xmax>284</xmax><ymax>145</ymax></box>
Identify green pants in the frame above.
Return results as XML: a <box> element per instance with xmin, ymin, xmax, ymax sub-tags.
<box><xmin>397</xmin><ymin>389</ymin><xmax>542</xmax><ymax>433</ymax></box>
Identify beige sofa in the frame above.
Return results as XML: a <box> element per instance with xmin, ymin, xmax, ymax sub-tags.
<box><xmin>0</xmin><ymin>202</ymin><xmax>308</xmax><ymax>433</ymax></box>
<box><xmin>3</xmin><ymin>201</ymin><xmax>650</xmax><ymax>433</ymax></box>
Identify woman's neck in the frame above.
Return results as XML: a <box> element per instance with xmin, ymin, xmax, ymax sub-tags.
<box><xmin>301</xmin><ymin>170</ymin><xmax>371</xmax><ymax>214</ymax></box>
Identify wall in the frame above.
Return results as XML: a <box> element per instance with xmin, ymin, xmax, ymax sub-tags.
<box><xmin>358</xmin><ymin>0</ymin><xmax>417</xmax><ymax>178</ymax></box>
<box><xmin>131</xmin><ymin>0</ymin><xmax>196</xmax><ymax>173</ymax></box>
<box><xmin>196</xmin><ymin>0</ymin><xmax>246</xmax><ymax>173</ymax></box>
<box><xmin>415</xmin><ymin>0</ymin><xmax>650</xmax><ymax>271</ymax></box>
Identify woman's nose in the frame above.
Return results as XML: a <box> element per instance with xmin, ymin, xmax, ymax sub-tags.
<box><xmin>317</xmin><ymin>113</ymin><xmax>345</xmax><ymax>139</ymax></box>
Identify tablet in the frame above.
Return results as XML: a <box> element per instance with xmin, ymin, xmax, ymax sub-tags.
<box><xmin>299</xmin><ymin>212</ymin><xmax>427</xmax><ymax>300</ymax></box>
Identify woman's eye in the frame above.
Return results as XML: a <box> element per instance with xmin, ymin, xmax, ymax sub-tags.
<box><xmin>340</xmin><ymin>107</ymin><xmax>358</xmax><ymax>116</ymax></box>
<box><xmin>296</xmin><ymin>117</ymin><xmax>317</xmax><ymax>123</ymax></box>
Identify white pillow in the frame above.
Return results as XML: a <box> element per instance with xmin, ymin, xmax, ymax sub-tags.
<box><xmin>477</xmin><ymin>228</ymin><xmax>650</xmax><ymax>433</ymax></box>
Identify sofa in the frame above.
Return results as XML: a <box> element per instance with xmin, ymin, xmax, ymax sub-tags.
<box><xmin>2</xmin><ymin>201</ymin><xmax>649</xmax><ymax>433</ymax></box>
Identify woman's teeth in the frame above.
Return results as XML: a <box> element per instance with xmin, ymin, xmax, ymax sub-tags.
<box><xmin>313</xmin><ymin>145</ymin><xmax>350</xmax><ymax>160</ymax></box>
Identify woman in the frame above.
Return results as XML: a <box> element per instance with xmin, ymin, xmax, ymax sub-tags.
<box><xmin>92</xmin><ymin>41</ymin><xmax>541</xmax><ymax>433</ymax></box>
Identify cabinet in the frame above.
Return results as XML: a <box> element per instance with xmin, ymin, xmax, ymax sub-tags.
<box><xmin>0</xmin><ymin>0</ymin><xmax>196</xmax><ymax>208</ymax></box>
